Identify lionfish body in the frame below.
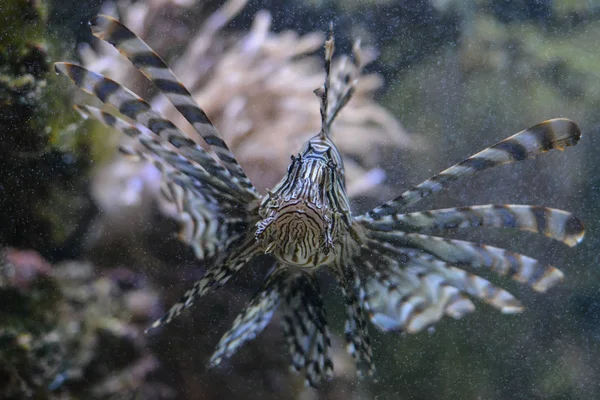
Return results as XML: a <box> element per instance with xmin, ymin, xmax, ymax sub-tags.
<box><xmin>56</xmin><ymin>14</ymin><xmax>585</xmax><ymax>387</ymax></box>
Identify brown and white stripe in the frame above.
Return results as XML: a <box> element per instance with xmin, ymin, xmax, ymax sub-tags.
<box><xmin>332</xmin><ymin>260</ymin><xmax>375</xmax><ymax>377</ymax></box>
<box><xmin>361</xmin><ymin>204</ymin><xmax>585</xmax><ymax>247</ymax></box>
<box><xmin>54</xmin><ymin>62</ymin><xmax>255</xmax><ymax>200</ymax></box>
<box><xmin>366</xmin><ymin>118</ymin><xmax>581</xmax><ymax>219</ymax></box>
<box><xmin>365</xmin><ymin>230</ymin><xmax>564</xmax><ymax>293</ymax></box>
<box><xmin>73</xmin><ymin>104</ymin><xmax>242</xmax><ymax>202</ymax></box>
<box><xmin>358</xmin><ymin>248</ymin><xmax>524</xmax><ymax>333</ymax></box>
<box><xmin>147</xmin><ymin>236</ymin><xmax>262</xmax><ymax>331</ymax></box>
<box><xmin>209</xmin><ymin>265</ymin><xmax>289</xmax><ymax>367</ymax></box>
<box><xmin>89</xmin><ymin>15</ymin><xmax>257</xmax><ymax>195</ymax></box>
<box><xmin>280</xmin><ymin>271</ymin><xmax>334</xmax><ymax>387</ymax></box>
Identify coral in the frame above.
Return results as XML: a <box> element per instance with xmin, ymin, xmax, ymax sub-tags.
<box><xmin>0</xmin><ymin>248</ymin><xmax>167</xmax><ymax>399</ymax></box>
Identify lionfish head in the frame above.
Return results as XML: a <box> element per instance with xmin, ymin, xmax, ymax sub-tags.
<box><xmin>256</xmin><ymin>144</ymin><xmax>344</xmax><ymax>267</ymax></box>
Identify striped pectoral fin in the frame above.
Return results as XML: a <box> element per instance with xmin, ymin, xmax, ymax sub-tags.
<box><xmin>362</xmin><ymin>204</ymin><xmax>585</xmax><ymax>247</ymax></box>
<box><xmin>146</xmin><ymin>238</ymin><xmax>261</xmax><ymax>332</ymax></box>
<box><xmin>170</xmin><ymin>179</ymin><xmax>250</xmax><ymax>261</ymax></box>
<box><xmin>445</xmin><ymin>265</ymin><xmax>524</xmax><ymax>313</ymax></box>
<box><xmin>77</xmin><ymin>104</ymin><xmax>250</xmax><ymax>269</ymax></box>
<box><xmin>54</xmin><ymin>63</ymin><xmax>254</xmax><ymax>199</ymax></box>
<box><xmin>359</xmin><ymin>250</ymin><xmax>523</xmax><ymax>334</ymax></box>
<box><xmin>281</xmin><ymin>271</ymin><xmax>333</xmax><ymax>387</ymax></box>
<box><xmin>404</xmin><ymin>252</ymin><xmax>525</xmax><ymax>314</ymax></box>
<box><xmin>74</xmin><ymin>104</ymin><xmax>139</xmax><ymax>138</ymax></box>
<box><xmin>88</xmin><ymin>15</ymin><xmax>257</xmax><ymax>195</ymax></box>
<box><xmin>360</xmin><ymin>257</ymin><xmax>467</xmax><ymax>334</ymax></box>
<box><xmin>366</xmin><ymin>118</ymin><xmax>581</xmax><ymax>218</ymax></box>
<box><xmin>159</xmin><ymin>179</ymin><xmax>217</xmax><ymax>261</ymax></box>
<box><xmin>364</xmin><ymin>230</ymin><xmax>565</xmax><ymax>293</ymax></box>
<box><xmin>209</xmin><ymin>266</ymin><xmax>289</xmax><ymax>367</ymax></box>
<box><xmin>136</xmin><ymin>157</ymin><xmax>245</xmax><ymax>262</ymax></box>
<box><xmin>332</xmin><ymin>262</ymin><xmax>375</xmax><ymax>377</ymax></box>
<box><xmin>74</xmin><ymin>104</ymin><xmax>240</xmax><ymax>200</ymax></box>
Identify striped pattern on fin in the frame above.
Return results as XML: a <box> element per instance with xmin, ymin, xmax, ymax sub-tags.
<box><xmin>361</xmin><ymin>204</ymin><xmax>585</xmax><ymax>247</ymax></box>
<box><xmin>359</xmin><ymin>253</ymin><xmax>470</xmax><ymax>333</ymax></box>
<box><xmin>209</xmin><ymin>266</ymin><xmax>289</xmax><ymax>367</ymax></box>
<box><xmin>314</xmin><ymin>29</ymin><xmax>368</xmax><ymax>136</ymax></box>
<box><xmin>89</xmin><ymin>15</ymin><xmax>257</xmax><ymax>196</ymax></box>
<box><xmin>73</xmin><ymin>104</ymin><xmax>242</xmax><ymax>202</ymax></box>
<box><xmin>358</xmin><ymin>249</ymin><xmax>523</xmax><ymax>333</ymax></box>
<box><xmin>325</xmin><ymin>40</ymin><xmax>368</xmax><ymax>128</ymax></box>
<box><xmin>315</xmin><ymin>26</ymin><xmax>334</xmax><ymax>138</ymax></box>
<box><xmin>391</xmin><ymin>249</ymin><xmax>524</xmax><ymax>314</ymax></box>
<box><xmin>162</xmin><ymin>177</ymin><xmax>249</xmax><ymax>260</ymax></box>
<box><xmin>147</xmin><ymin>161</ymin><xmax>249</xmax><ymax>260</ymax></box>
<box><xmin>74</xmin><ymin>104</ymin><xmax>251</xmax><ymax>260</ymax></box>
<box><xmin>281</xmin><ymin>272</ymin><xmax>333</xmax><ymax>387</ymax></box>
<box><xmin>332</xmin><ymin>262</ymin><xmax>374</xmax><ymax>377</ymax></box>
<box><xmin>366</xmin><ymin>118</ymin><xmax>581</xmax><ymax>219</ymax></box>
<box><xmin>146</xmin><ymin>237</ymin><xmax>261</xmax><ymax>331</ymax></box>
<box><xmin>364</xmin><ymin>230</ymin><xmax>564</xmax><ymax>293</ymax></box>
<box><xmin>54</xmin><ymin>62</ymin><xmax>256</xmax><ymax>200</ymax></box>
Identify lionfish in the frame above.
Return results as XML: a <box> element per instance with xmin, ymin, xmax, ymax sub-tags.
<box><xmin>55</xmin><ymin>15</ymin><xmax>585</xmax><ymax>386</ymax></box>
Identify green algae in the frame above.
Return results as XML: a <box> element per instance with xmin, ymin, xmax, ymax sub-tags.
<box><xmin>0</xmin><ymin>0</ymin><xmax>98</xmax><ymax>256</ymax></box>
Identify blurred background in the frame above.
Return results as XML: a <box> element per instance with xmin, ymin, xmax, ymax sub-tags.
<box><xmin>1</xmin><ymin>0</ymin><xmax>600</xmax><ymax>398</ymax></box>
